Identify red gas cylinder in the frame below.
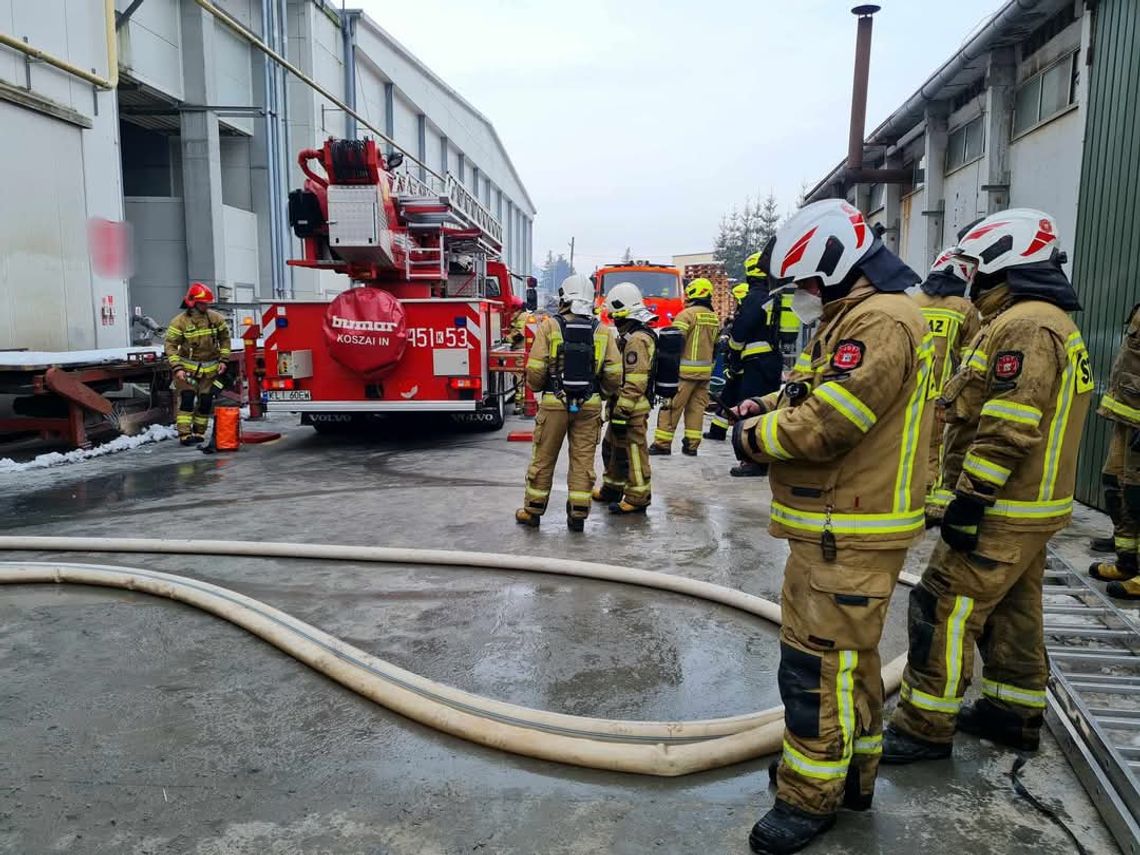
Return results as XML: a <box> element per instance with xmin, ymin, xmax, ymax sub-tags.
<box><xmin>322</xmin><ymin>288</ymin><xmax>408</xmax><ymax>379</ymax></box>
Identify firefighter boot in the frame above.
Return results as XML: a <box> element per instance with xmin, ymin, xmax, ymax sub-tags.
<box><xmin>1090</xmin><ymin>535</ymin><xmax>1115</xmax><ymax>553</ymax></box>
<box><xmin>731</xmin><ymin>462</ymin><xmax>768</xmax><ymax>477</ymax></box>
<box><xmin>748</xmin><ymin>801</ymin><xmax>836</xmax><ymax>855</ymax></box>
<box><xmin>567</xmin><ymin>516</ymin><xmax>585</xmax><ymax>532</ymax></box>
<box><xmin>956</xmin><ymin>698</ymin><xmax>1041</xmax><ymax>752</ymax></box>
<box><xmin>1107</xmin><ymin>576</ymin><xmax>1140</xmax><ymax>601</ymax></box>
<box><xmin>681</xmin><ymin>439</ymin><xmax>698</xmax><ymax>457</ymax></box>
<box><xmin>704</xmin><ymin>424</ymin><xmax>727</xmax><ymax>441</ymax></box>
<box><xmin>880</xmin><ymin>726</ymin><xmax>952</xmax><ymax>765</ymax></box>
<box><xmin>609</xmin><ymin>500</ymin><xmax>648</xmax><ymax>516</ymax></box>
<box><xmin>592</xmin><ymin>484</ymin><xmax>623</xmax><ymax>503</ymax></box>
<box><xmin>514</xmin><ymin>508</ymin><xmax>541</xmax><ymax>528</ymax></box>
<box><xmin>1089</xmin><ymin>553</ymin><xmax>1138</xmax><ymax>583</ymax></box>
<box><xmin>648</xmin><ymin>443</ymin><xmax>671</xmax><ymax>456</ymax></box>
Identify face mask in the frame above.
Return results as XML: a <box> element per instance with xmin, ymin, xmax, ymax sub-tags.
<box><xmin>791</xmin><ymin>288</ymin><xmax>824</xmax><ymax>324</ymax></box>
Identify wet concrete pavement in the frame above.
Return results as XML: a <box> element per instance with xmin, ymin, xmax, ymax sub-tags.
<box><xmin>0</xmin><ymin>413</ymin><xmax>1123</xmax><ymax>854</ymax></box>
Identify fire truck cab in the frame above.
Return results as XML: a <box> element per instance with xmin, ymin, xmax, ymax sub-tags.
<box><xmin>592</xmin><ymin>262</ymin><xmax>684</xmax><ymax>328</ymax></box>
<box><xmin>260</xmin><ymin>138</ymin><xmax>523</xmax><ymax>431</ymax></box>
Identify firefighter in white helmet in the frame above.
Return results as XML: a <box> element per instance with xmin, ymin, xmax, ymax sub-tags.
<box><xmin>649</xmin><ymin>277</ymin><xmax>719</xmax><ymax>456</ymax></box>
<box><xmin>515</xmin><ymin>274</ymin><xmax>622</xmax><ymax>531</ymax></box>
<box><xmin>883</xmin><ymin>210</ymin><xmax>1091</xmax><ymax>763</ymax></box>
<box><xmin>730</xmin><ymin>199</ymin><xmax>930</xmax><ymax>853</ymax></box>
<box><xmin>915</xmin><ymin>248</ymin><xmax>983</xmax><ymax>525</ymax></box>
<box><xmin>593</xmin><ymin>282</ymin><xmax>657</xmax><ymax>513</ymax></box>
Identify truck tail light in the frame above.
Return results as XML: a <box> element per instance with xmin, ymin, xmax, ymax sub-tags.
<box><xmin>266</xmin><ymin>378</ymin><xmax>296</xmax><ymax>391</ymax></box>
<box><xmin>449</xmin><ymin>378</ymin><xmax>481</xmax><ymax>390</ymax></box>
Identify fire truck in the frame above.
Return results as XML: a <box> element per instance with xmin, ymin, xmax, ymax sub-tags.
<box><xmin>256</xmin><ymin>138</ymin><xmax>527</xmax><ymax>432</ymax></box>
<box><xmin>592</xmin><ymin>261</ymin><xmax>684</xmax><ymax>329</ymax></box>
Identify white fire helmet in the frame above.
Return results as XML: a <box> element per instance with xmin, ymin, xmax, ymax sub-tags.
<box><xmin>604</xmin><ymin>282</ymin><xmax>657</xmax><ymax>325</ymax></box>
<box><xmin>771</xmin><ymin>199</ymin><xmax>877</xmax><ymax>290</ymax></box>
<box><xmin>558</xmin><ymin>273</ymin><xmax>595</xmax><ymax>316</ymax></box>
<box><xmin>953</xmin><ymin>208</ymin><xmax>1062</xmax><ymax>276</ymax></box>
<box><xmin>930</xmin><ymin>245</ymin><xmax>978</xmax><ymax>285</ymax></box>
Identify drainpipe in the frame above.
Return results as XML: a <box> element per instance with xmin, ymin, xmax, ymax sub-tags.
<box><xmin>341</xmin><ymin>8</ymin><xmax>359</xmax><ymax>139</ymax></box>
<box><xmin>260</xmin><ymin>0</ymin><xmax>283</xmax><ymax>299</ymax></box>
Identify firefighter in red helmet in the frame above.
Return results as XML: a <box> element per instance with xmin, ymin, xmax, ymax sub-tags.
<box><xmin>164</xmin><ymin>282</ymin><xmax>231</xmax><ymax>445</ymax></box>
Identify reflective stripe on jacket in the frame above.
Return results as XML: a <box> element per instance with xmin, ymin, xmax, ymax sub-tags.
<box><xmin>165</xmin><ymin>308</ymin><xmax>231</xmax><ymax>371</ymax></box>
<box><xmin>672</xmin><ymin>304</ymin><xmax>719</xmax><ymax>379</ymax></box>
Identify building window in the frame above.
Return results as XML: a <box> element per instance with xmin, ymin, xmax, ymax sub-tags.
<box><xmin>1014</xmin><ymin>52</ymin><xmax>1079</xmax><ymax>136</ymax></box>
<box><xmin>868</xmin><ymin>182</ymin><xmax>885</xmax><ymax>213</ymax></box>
<box><xmin>946</xmin><ymin>115</ymin><xmax>985</xmax><ymax>172</ymax></box>
<box><xmin>901</xmin><ymin>154</ymin><xmax>926</xmax><ymax>196</ymax></box>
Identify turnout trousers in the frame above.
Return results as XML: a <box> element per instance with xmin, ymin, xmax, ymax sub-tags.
<box><xmin>1102</xmin><ymin>423</ymin><xmax>1140</xmax><ymax>573</ymax></box>
<box><xmin>891</xmin><ymin>532</ymin><xmax>1053</xmax><ymax>745</ymax></box>
<box><xmin>522</xmin><ymin>405</ymin><xmax>603</xmax><ymax>520</ymax></box>
<box><xmin>653</xmin><ymin>378</ymin><xmax>710</xmax><ymax>450</ymax></box>
<box><xmin>599</xmin><ymin>414</ymin><xmax>652</xmax><ymax>507</ymax></box>
<box><xmin>173</xmin><ymin>369</ymin><xmax>220</xmax><ymax>440</ymax></box>
<box><xmin>775</xmin><ymin>542</ymin><xmax>906</xmax><ymax>815</ymax></box>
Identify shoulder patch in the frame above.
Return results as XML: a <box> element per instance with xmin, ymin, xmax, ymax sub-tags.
<box><xmin>625</xmin><ymin>350</ymin><xmax>639</xmax><ymax>365</ymax></box>
<box><xmin>831</xmin><ymin>339</ymin><xmax>865</xmax><ymax>371</ymax></box>
<box><xmin>993</xmin><ymin>350</ymin><xmax>1023</xmax><ymax>380</ymax></box>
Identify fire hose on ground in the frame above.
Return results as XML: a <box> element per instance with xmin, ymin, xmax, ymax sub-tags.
<box><xmin>0</xmin><ymin>536</ymin><xmax>920</xmax><ymax>777</ymax></box>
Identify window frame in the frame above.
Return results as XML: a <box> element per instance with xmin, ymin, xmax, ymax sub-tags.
<box><xmin>1012</xmin><ymin>50</ymin><xmax>1080</xmax><ymax>140</ymax></box>
<box><xmin>945</xmin><ymin>114</ymin><xmax>986</xmax><ymax>175</ymax></box>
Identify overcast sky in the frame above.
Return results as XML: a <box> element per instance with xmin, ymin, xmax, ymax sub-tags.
<box><xmin>358</xmin><ymin>0</ymin><xmax>1007</xmax><ymax>271</ymax></box>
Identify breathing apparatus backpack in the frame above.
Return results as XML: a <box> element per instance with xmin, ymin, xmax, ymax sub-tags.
<box><xmin>652</xmin><ymin>325</ymin><xmax>684</xmax><ymax>402</ymax></box>
<box><xmin>554</xmin><ymin>314</ymin><xmax>599</xmax><ymax>412</ymax></box>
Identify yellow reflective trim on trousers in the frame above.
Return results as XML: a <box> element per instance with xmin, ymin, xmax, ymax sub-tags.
<box><xmin>981</xmin><ymin>678</ymin><xmax>1046</xmax><ymax>709</ymax></box>
<box><xmin>781</xmin><ymin>741</ymin><xmax>850</xmax><ymax>781</ymax></box>
<box><xmin>683</xmin><ymin>429</ymin><xmax>702</xmax><ymax>440</ymax></box>
<box><xmin>854</xmin><ymin>734</ymin><xmax>882</xmax><ymax>755</ymax></box>
<box><xmin>771</xmin><ymin>502</ymin><xmax>924</xmax><ymax>535</ymax></box>
<box><xmin>654</xmin><ymin>429</ymin><xmax>674</xmax><ymax>441</ymax></box>
<box><xmin>525</xmin><ymin>487</ymin><xmax>550</xmax><ymax>498</ymax></box>
<box><xmin>630</xmin><ymin>442</ymin><xmax>645</xmax><ymax>489</ymax></box>
<box><xmin>711</xmin><ymin>415</ymin><xmax>729</xmax><ymax>429</ymax></box>
<box><xmin>759</xmin><ymin>411</ymin><xmax>792</xmax><ymax>460</ymax></box>
<box><xmin>980</xmin><ymin>400</ymin><xmax>1044</xmax><ymax>426</ymax></box>
<box><xmin>984</xmin><ymin>496</ymin><xmax>1073</xmax><ymax>518</ymax></box>
<box><xmin>901</xmin><ymin>680</ymin><xmax>963</xmax><ymax>714</ymax></box>
<box><xmin>963</xmin><ymin>452</ymin><xmax>1011</xmax><ymax>487</ymax></box>
<box><xmin>814</xmin><ymin>381</ymin><xmax>877</xmax><ymax>433</ymax></box>
<box><xmin>837</xmin><ymin>650</ymin><xmax>857</xmax><ymax>762</ymax></box>
<box><xmin>944</xmin><ymin>595</ymin><xmax>975</xmax><ymax>699</ymax></box>
<box><xmin>1101</xmin><ymin>394</ymin><xmax>1140</xmax><ymax>422</ymax></box>
<box><xmin>568</xmin><ymin>490</ymin><xmax>592</xmax><ymax>502</ymax></box>
<box><xmin>928</xmin><ymin>488</ymin><xmax>955</xmax><ymax>508</ymax></box>
<box><xmin>1038</xmin><ymin>343</ymin><xmax>1078</xmax><ymax>501</ymax></box>
<box><xmin>893</xmin><ymin>336</ymin><xmax>933</xmax><ymax>513</ymax></box>
<box><xmin>1116</xmin><ymin>535</ymin><xmax>1139</xmax><ymax>550</ymax></box>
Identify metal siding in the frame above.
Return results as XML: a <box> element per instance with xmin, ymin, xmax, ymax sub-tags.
<box><xmin>1073</xmin><ymin>0</ymin><xmax>1140</xmax><ymax>508</ymax></box>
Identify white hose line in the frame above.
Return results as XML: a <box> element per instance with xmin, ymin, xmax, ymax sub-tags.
<box><xmin>0</xmin><ymin>536</ymin><xmax>921</xmax><ymax>776</ymax></box>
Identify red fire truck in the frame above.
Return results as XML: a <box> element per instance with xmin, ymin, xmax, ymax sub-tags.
<box><xmin>256</xmin><ymin>138</ymin><xmax>526</xmax><ymax>432</ymax></box>
<box><xmin>592</xmin><ymin>261</ymin><xmax>684</xmax><ymax>329</ymax></box>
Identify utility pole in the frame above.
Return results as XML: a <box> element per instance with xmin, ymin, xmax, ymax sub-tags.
<box><xmin>568</xmin><ymin>237</ymin><xmax>575</xmax><ymax>270</ymax></box>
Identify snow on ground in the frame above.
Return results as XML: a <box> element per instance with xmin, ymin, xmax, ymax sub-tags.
<box><xmin>0</xmin><ymin>424</ymin><xmax>177</xmax><ymax>474</ymax></box>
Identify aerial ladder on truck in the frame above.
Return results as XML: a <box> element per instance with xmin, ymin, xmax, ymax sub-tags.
<box><xmin>250</xmin><ymin>138</ymin><xmax>530</xmax><ymax>432</ymax></box>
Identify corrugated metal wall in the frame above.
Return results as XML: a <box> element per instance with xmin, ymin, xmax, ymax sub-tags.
<box><xmin>1072</xmin><ymin>0</ymin><xmax>1140</xmax><ymax>508</ymax></box>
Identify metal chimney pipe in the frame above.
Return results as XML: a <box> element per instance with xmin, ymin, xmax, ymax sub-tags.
<box><xmin>847</xmin><ymin>5</ymin><xmax>880</xmax><ymax>172</ymax></box>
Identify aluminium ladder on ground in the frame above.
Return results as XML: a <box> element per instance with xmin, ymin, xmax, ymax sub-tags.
<box><xmin>1044</xmin><ymin>551</ymin><xmax>1140</xmax><ymax>853</ymax></box>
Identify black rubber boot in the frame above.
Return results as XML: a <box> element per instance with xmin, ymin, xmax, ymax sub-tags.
<box><xmin>880</xmin><ymin>726</ymin><xmax>952</xmax><ymax>765</ymax></box>
<box><xmin>731</xmin><ymin>462</ymin><xmax>768</xmax><ymax>477</ymax></box>
<box><xmin>681</xmin><ymin>441</ymin><xmax>698</xmax><ymax>457</ymax></box>
<box><xmin>566</xmin><ymin>516</ymin><xmax>585</xmax><ymax>532</ymax></box>
<box><xmin>748</xmin><ymin>800</ymin><xmax>836</xmax><ymax>855</ymax></box>
<box><xmin>956</xmin><ymin>699</ymin><xmax>1041</xmax><ymax>752</ymax></box>
<box><xmin>768</xmin><ymin>760</ymin><xmax>872</xmax><ymax>811</ymax></box>
<box><xmin>647</xmin><ymin>443</ymin><xmax>671</xmax><ymax>456</ymax></box>
<box><xmin>1090</xmin><ymin>535</ymin><xmax>1115</xmax><ymax>553</ymax></box>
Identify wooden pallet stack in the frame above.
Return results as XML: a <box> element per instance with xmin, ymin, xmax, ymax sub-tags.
<box><xmin>683</xmin><ymin>262</ymin><xmax>732</xmax><ymax>322</ymax></box>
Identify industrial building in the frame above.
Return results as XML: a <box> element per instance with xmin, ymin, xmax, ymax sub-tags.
<box><xmin>0</xmin><ymin>0</ymin><xmax>536</xmax><ymax>352</ymax></box>
<box><xmin>804</xmin><ymin>0</ymin><xmax>1139</xmax><ymax>507</ymax></box>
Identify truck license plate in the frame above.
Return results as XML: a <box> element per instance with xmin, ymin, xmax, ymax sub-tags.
<box><xmin>266</xmin><ymin>390</ymin><xmax>312</xmax><ymax>401</ymax></box>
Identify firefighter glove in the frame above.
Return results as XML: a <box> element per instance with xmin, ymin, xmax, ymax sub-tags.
<box><xmin>730</xmin><ymin>419</ymin><xmax>753</xmax><ymax>463</ymax></box>
<box><xmin>941</xmin><ymin>493</ymin><xmax>986</xmax><ymax>553</ymax></box>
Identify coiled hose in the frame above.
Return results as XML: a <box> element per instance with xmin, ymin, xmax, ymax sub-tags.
<box><xmin>0</xmin><ymin>536</ymin><xmax>920</xmax><ymax>777</ymax></box>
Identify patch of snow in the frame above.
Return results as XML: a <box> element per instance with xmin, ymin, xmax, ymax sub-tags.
<box><xmin>0</xmin><ymin>424</ymin><xmax>178</xmax><ymax>473</ymax></box>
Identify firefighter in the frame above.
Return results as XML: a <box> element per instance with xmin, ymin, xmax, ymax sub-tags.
<box><xmin>507</xmin><ymin>295</ymin><xmax>529</xmax><ymax>415</ymax></box>
<box><xmin>915</xmin><ymin>249</ymin><xmax>983</xmax><ymax>525</ymax></box>
<box><xmin>165</xmin><ymin>282</ymin><xmax>231</xmax><ymax>446</ymax></box>
<box><xmin>1088</xmin><ymin>303</ymin><xmax>1140</xmax><ymax>600</ymax></box>
<box><xmin>730</xmin><ymin>199</ymin><xmax>928</xmax><ymax>854</ymax></box>
<box><xmin>593</xmin><ymin>282</ymin><xmax>658</xmax><ymax>514</ymax></box>
<box><xmin>515</xmin><ymin>274</ymin><xmax>622</xmax><ymax>531</ymax></box>
<box><xmin>882</xmin><ymin>209</ymin><xmax>1091</xmax><ymax>765</ymax></box>
<box><xmin>649</xmin><ymin>278</ymin><xmax>719</xmax><ymax>456</ymax></box>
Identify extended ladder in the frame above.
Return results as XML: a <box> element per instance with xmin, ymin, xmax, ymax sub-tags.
<box><xmin>390</xmin><ymin>170</ymin><xmax>503</xmax><ymax>274</ymax></box>
<box><xmin>1044</xmin><ymin>551</ymin><xmax>1140</xmax><ymax>853</ymax></box>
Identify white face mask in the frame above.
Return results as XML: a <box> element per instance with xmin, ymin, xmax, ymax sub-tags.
<box><xmin>791</xmin><ymin>288</ymin><xmax>824</xmax><ymax>324</ymax></box>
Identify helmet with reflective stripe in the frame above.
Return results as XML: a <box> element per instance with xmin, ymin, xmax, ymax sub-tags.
<box><xmin>744</xmin><ymin>251</ymin><xmax>767</xmax><ymax>280</ymax></box>
<box><xmin>685</xmin><ymin>277</ymin><xmax>714</xmax><ymax>301</ymax></box>
<box><xmin>604</xmin><ymin>282</ymin><xmax>656</xmax><ymax>324</ymax></box>
<box><xmin>771</xmin><ymin>199</ymin><xmax>876</xmax><ymax>289</ymax></box>
<box><xmin>185</xmin><ymin>282</ymin><xmax>215</xmax><ymax>304</ymax></box>
<box><xmin>732</xmin><ymin>282</ymin><xmax>750</xmax><ymax>301</ymax></box>
<box><xmin>953</xmin><ymin>208</ymin><xmax>1061</xmax><ymax>275</ymax></box>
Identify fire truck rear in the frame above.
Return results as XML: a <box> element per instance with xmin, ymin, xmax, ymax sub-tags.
<box><xmin>259</xmin><ymin>138</ymin><xmax>522</xmax><ymax>431</ymax></box>
<box><xmin>592</xmin><ymin>262</ymin><xmax>684</xmax><ymax>329</ymax></box>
